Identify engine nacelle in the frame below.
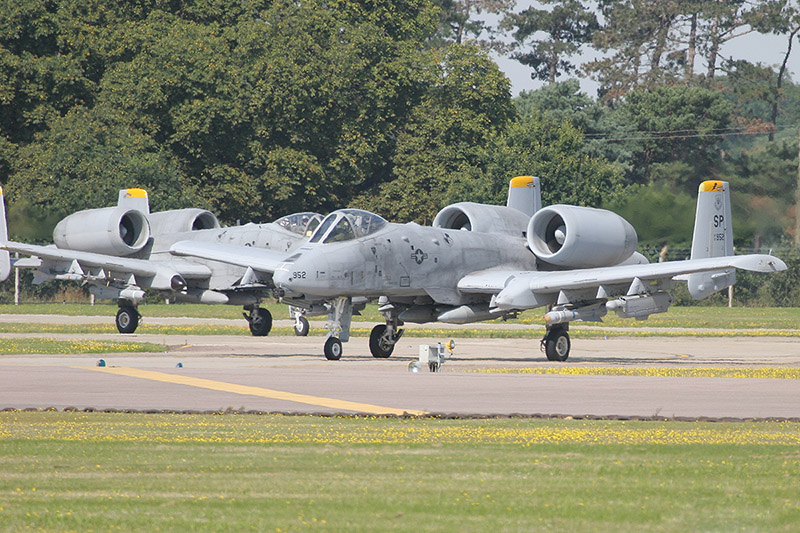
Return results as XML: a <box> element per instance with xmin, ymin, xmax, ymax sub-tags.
<box><xmin>146</xmin><ymin>208</ymin><xmax>220</xmax><ymax>236</ymax></box>
<box><xmin>53</xmin><ymin>207</ymin><xmax>150</xmax><ymax>256</ymax></box>
<box><xmin>527</xmin><ymin>205</ymin><xmax>637</xmax><ymax>268</ymax></box>
<box><xmin>433</xmin><ymin>202</ymin><xmax>530</xmax><ymax>236</ymax></box>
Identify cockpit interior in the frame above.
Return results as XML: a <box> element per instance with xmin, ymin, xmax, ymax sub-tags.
<box><xmin>275</xmin><ymin>212</ymin><xmax>324</xmax><ymax>236</ymax></box>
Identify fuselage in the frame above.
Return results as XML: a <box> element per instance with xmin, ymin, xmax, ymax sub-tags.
<box><xmin>146</xmin><ymin>214</ymin><xmax>319</xmax><ymax>293</ymax></box>
<box><xmin>273</xmin><ymin>219</ymin><xmax>539</xmax><ymax>305</ymax></box>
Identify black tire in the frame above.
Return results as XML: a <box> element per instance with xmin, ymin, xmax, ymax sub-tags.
<box><xmin>248</xmin><ymin>307</ymin><xmax>273</xmax><ymax>337</ymax></box>
<box><xmin>294</xmin><ymin>316</ymin><xmax>310</xmax><ymax>337</ymax></box>
<box><xmin>324</xmin><ymin>337</ymin><xmax>342</xmax><ymax>360</ymax></box>
<box><xmin>369</xmin><ymin>324</ymin><xmax>394</xmax><ymax>358</ymax></box>
<box><xmin>116</xmin><ymin>306</ymin><xmax>139</xmax><ymax>334</ymax></box>
<box><xmin>545</xmin><ymin>329</ymin><xmax>571</xmax><ymax>362</ymax></box>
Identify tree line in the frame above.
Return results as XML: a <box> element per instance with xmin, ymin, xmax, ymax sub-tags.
<box><xmin>1</xmin><ymin>0</ymin><xmax>799</xmax><ymax>304</ymax></box>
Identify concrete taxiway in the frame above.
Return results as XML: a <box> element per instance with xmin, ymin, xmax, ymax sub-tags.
<box><xmin>1</xmin><ymin>321</ymin><xmax>799</xmax><ymax>419</ymax></box>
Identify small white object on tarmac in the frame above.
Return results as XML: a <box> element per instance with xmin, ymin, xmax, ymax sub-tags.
<box><xmin>409</xmin><ymin>341</ymin><xmax>455</xmax><ymax>373</ymax></box>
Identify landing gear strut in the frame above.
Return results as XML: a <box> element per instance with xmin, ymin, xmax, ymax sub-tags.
<box><xmin>368</xmin><ymin>299</ymin><xmax>405</xmax><ymax>358</ymax></box>
<box><xmin>294</xmin><ymin>315</ymin><xmax>310</xmax><ymax>336</ymax></box>
<box><xmin>368</xmin><ymin>319</ymin><xmax>404</xmax><ymax>359</ymax></box>
<box><xmin>323</xmin><ymin>297</ymin><xmax>353</xmax><ymax>360</ymax></box>
<box><xmin>244</xmin><ymin>306</ymin><xmax>273</xmax><ymax>336</ymax></box>
<box><xmin>116</xmin><ymin>304</ymin><xmax>140</xmax><ymax>334</ymax></box>
<box><xmin>542</xmin><ymin>324</ymin><xmax>570</xmax><ymax>362</ymax></box>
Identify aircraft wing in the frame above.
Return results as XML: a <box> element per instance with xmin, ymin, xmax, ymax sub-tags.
<box><xmin>457</xmin><ymin>254</ymin><xmax>786</xmax><ymax>310</ymax></box>
<box><xmin>169</xmin><ymin>240</ymin><xmax>290</xmax><ymax>274</ymax></box>
<box><xmin>1</xmin><ymin>240</ymin><xmax>211</xmax><ymax>290</ymax></box>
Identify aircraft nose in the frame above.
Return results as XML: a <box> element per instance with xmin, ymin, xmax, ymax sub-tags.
<box><xmin>272</xmin><ymin>266</ymin><xmax>292</xmax><ymax>293</ymax></box>
<box><xmin>273</xmin><ymin>254</ymin><xmax>319</xmax><ymax>297</ymax></box>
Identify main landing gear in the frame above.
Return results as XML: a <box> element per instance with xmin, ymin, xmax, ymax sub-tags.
<box><xmin>368</xmin><ymin>304</ymin><xmax>404</xmax><ymax>358</ymax></box>
<box><xmin>115</xmin><ymin>304</ymin><xmax>140</xmax><ymax>334</ymax></box>
<box><xmin>244</xmin><ymin>305</ymin><xmax>273</xmax><ymax>337</ymax></box>
<box><xmin>541</xmin><ymin>324</ymin><xmax>571</xmax><ymax>362</ymax></box>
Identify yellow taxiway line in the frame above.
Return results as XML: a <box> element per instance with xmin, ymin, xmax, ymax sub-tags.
<box><xmin>76</xmin><ymin>366</ymin><xmax>427</xmax><ymax>415</ymax></box>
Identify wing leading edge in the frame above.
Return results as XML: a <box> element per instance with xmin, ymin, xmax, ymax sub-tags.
<box><xmin>169</xmin><ymin>240</ymin><xmax>290</xmax><ymax>275</ymax></box>
<box><xmin>1</xmin><ymin>240</ymin><xmax>211</xmax><ymax>290</ymax></box>
<box><xmin>456</xmin><ymin>253</ymin><xmax>786</xmax><ymax>314</ymax></box>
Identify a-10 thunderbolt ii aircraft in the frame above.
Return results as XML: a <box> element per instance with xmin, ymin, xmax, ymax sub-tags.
<box><xmin>171</xmin><ymin>178</ymin><xmax>786</xmax><ymax>361</ymax></box>
<box><xmin>0</xmin><ymin>187</ymin><xmax>323</xmax><ymax>335</ymax></box>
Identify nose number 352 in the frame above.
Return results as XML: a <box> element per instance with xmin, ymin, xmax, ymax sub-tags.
<box><xmin>292</xmin><ymin>271</ymin><xmax>307</xmax><ymax>279</ymax></box>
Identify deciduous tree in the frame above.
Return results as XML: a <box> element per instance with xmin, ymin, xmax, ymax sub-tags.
<box><xmin>504</xmin><ymin>0</ymin><xmax>598</xmax><ymax>84</ymax></box>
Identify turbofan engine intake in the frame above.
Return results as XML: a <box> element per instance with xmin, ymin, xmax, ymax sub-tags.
<box><xmin>527</xmin><ymin>205</ymin><xmax>637</xmax><ymax>268</ymax></box>
<box><xmin>53</xmin><ymin>207</ymin><xmax>150</xmax><ymax>256</ymax></box>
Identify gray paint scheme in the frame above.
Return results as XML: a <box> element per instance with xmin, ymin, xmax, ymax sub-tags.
<box><xmin>168</xmin><ymin>178</ymin><xmax>786</xmax><ymax>361</ymax></box>
<box><xmin>0</xmin><ymin>187</ymin><xmax>322</xmax><ymax>334</ymax></box>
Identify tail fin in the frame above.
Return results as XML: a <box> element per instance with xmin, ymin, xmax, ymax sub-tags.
<box><xmin>118</xmin><ymin>188</ymin><xmax>150</xmax><ymax>214</ymax></box>
<box><xmin>506</xmin><ymin>176</ymin><xmax>541</xmax><ymax>216</ymax></box>
<box><xmin>0</xmin><ymin>187</ymin><xmax>11</xmax><ymax>281</ymax></box>
<box><xmin>687</xmin><ymin>180</ymin><xmax>734</xmax><ymax>299</ymax></box>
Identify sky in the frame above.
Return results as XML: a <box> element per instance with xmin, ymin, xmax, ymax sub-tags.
<box><xmin>487</xmin><ymin>2</ymin><xmax>798</xmax><ymax>97</ymax></box>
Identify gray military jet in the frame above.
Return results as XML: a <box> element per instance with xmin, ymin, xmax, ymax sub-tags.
<box><xmin>0</xmin><ymin>187</ymin><xmax>323</xmax><ymax>335</ymax></box>
<box><xmin>173</xmin><ymin>178</ymin><xmax>786</xmax><ymax>361</ymax></box>
<box><xmin>170</xmin><ymin>176</ymin><xmax>543</xmax><ymax>359</ymax></box>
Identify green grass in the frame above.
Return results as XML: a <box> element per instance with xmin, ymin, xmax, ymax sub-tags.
<box><xmin>1</xmin><ymin>412</ymin><xmax>798</xmax><ymax>531</ymax></box>
<box><xmin>3</xmin><ymin>302</ymin><xmax>800</xmax><ymax>330</ymax></box>
<box><xmin>0</xmin><ymin>338</ymin><xmax>163</xmax><ymax>355</ymax></box>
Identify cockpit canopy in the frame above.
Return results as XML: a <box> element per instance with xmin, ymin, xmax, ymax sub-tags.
<box><xmin>309</xmin><ymin>209</ymin><xmax>388</xmax><ymax>244</ymax></box>
<box><xmin>275</xmin><ymin>212</ymin><xmax>324</xmax><ymax>236</ymax></box>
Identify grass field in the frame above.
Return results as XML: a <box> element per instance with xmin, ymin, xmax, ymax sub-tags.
<box><xmin>1</xmin><ymin>303</ymin><xmax>798</xmax><ymax>354</ymax></box>
<box><xmin>1</xmin><ymin>412</ymin><xmax>799</xmax><ymax>531</ymax></box>
<box><xmin>2</xmin><ymin>303</ymin><xmax>800</xmax><ymax>332</ymax></box>
<box><xmin>3</xmin><ymin>302</ymin><xmax>800</xmax><ymax>329</ymax></box>
<box><xmin>0</xmin><ymin>338</ymin><xmax>163</xmax><ymax>355</ymax></box>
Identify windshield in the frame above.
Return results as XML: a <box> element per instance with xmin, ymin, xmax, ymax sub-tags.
<box><xmin>274</xmin><ymin>212</ymin><xmax>324</xmax><ymax>236</ymax></box>
<box><xmin>309</xmin><ymin>214</ymin><xmax>337</xmax><ymax>243</ymax></box>
<box><xmin>326</xmin><ymin>217</ymin><xmax>354</xmax><ymax>243</ymax></box>
<box><xmin>308</xmin><ymin>209</ymin><xmax>388</xmax><ymax>244</ymax></box>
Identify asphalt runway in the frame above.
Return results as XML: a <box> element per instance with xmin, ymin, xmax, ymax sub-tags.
<box><xmin>1</xmin><ymin>317</ymin><xmax>799</xmax><ymax>419</ymax></box>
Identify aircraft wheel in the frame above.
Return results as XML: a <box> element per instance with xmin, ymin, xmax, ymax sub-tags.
<box><xmin>294</xmin><ymin>316</ymin><xmax>310</xmax><ymax>336</ymax></box>
<box><xmin>369</xmin><ymin>324</ymin><xmax>395</xmax><ymax>358</ymax></box>
<box><xmin>116</xmin><ymin>306</ymin><xmax>139</xmax><ymax>334</ymax></box>
<box><xmin>324</xmin><ymin>337</ymin><xmax>342</xmax><ymax>360</ymax></box>
<box><xmin>544</xmin><ymin>328</ymin><xmax>570</xmax><ymax>362</ymax></box>
<box><xmin>248</xmin><ymin>307</ymin><xmax>273</xmax><ymax>337</ymax></box>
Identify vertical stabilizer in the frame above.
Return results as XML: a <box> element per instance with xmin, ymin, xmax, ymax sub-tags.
<box><xmin>506</xmin><ymin>176</ymin><xmax>541</xmax><ymax>217</ymax></box>
<box><xmin>118</xmin><ymin>188</ymin><xmax>150</xmax><ymax>214</ymax></box>
<box><xmin>688</xmin><ymin>180</ymin><xmax>735</xmax><ymax>299</ymax></box>
<box><xmin>0</xmin><ymin>187</ymin><xmax>11</xmax><ymax>281</ymax></box>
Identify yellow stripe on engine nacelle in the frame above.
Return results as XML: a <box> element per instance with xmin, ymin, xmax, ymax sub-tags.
<box><xmin>699</xmin><ymin>180</ymin><xmax>724</xmax><ymax>193</ymax></box>
<box><xmin>124</xmin><ymin>188</ymin><xmax>148</xmax><ymax>198</ymax></box>
<box><xmin>510</xmin><ymin>176</ymin><xmax>535</xmax><ymax>188</ymax></box>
